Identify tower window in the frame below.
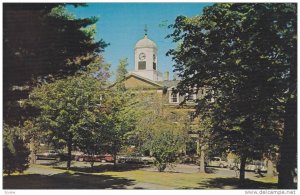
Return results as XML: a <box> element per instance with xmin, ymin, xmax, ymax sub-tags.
<box><xmin>138</xmin><ymin>61</ymin><xmax>146</xmax><ymax>70</ymax></box>
<box><xmin>153</xmin><ymin>62</ymin><xmax>156</xmax><ymax>70</ymax></box>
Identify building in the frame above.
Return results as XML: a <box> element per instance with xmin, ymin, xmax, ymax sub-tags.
<box><xmin>121</xmin><ymin>29</ymin><xmax>206</xmax><ymax>106</ymax></box>
<box><xmin>118</xmin><ymin>28</ymin><xmax>207</xmax><ymax>156</ymax></box>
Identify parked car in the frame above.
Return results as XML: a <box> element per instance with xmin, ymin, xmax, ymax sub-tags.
<box><xmin>102</xmin><ymin>154</ymin><xmax>114</xmax><ymax>162</ymax></box>
<box><xmin>74</xmin><ymin>153</ymin><xmax>114</xmax><ymax>162</ymax></box>
<box><xmin>36</xmin><ymin>150</ymin><xmax>60</xmax><ymax>160</ymax></box>
<box><xmin>206</xmin><ymin>157</ymin><xmax>228</xmax><ymax>168</ymax></box>
<box><xmin>117</xmin><ymin>153</ymin><xmax>155</xmax><ymax>164</ymax></box>
<box><xmin>179</xmin><ymin>155</ymin><xmax>198</xmax><ymax>164</ymax></box>
<box><xmin>229</xmin><ymin>160</ymin><xmax>267</xmax><ymax>173</ymax></box>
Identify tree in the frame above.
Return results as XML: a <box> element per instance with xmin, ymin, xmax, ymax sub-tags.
<box><xmin>74</xmin><ymin>114</ymin><xmax>107</xmax><ymax>168</ymax></box>
<box><xmin>116</xmin><ymin>58</ymin><xmax>129</xmax><ymax>82</ymax></box>
<box><xmin>29</xmin><ymin>62</ymin><xmax>107</xmax><ymax>169</ymax></box>
<box><xmin>144</xmin><ymin>121</ymin><xmax>185</xmax><ymax>172</ymax></box>
<box><xmin>131</xmin><ymin>91</ymin><xmax>188</xmax><ymax>172</ymax></box>
<box><xmin>3</xmin><ymin>3</ymin><xmax>108</xmax><ymax>125</ymax></box>
<box><xmin>22</xmin><ymin>120</ymin><xmax>43</xmax><ymax>164</ymax></box>
<box><xmin>3</xmin><ymin>125</ymin><xmax>30</xmax><ymax>175</ymax></box>
<box><xmin>190</xmin><ymin>113</ymin><xmax>220</xmax><ymax>173</ymax></box>
<box><xmin>101</xmin><ymin>86</ymin><xmax>138</xmax><ymax>168</ymax></box>
<box><xmin>167</xmin><ymin>3</ymin><xmax>296</xmax><ymax>187</ymax></box>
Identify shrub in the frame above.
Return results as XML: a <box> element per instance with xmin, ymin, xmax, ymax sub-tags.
<box><xmin>145</xmin><ymin>129</ymin><xmax>184</xmax><ymax>172</ymax></box>
<box><xmin>3</xmin><ymin>125</ymin><xmax>30</xmax><ymax>175</ymax></box>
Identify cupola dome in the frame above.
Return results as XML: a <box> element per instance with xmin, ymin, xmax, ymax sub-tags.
<box><xmin>135</xmin><ymin>35</ymin><xmax>157</xmax><ymax>49</ymax></box>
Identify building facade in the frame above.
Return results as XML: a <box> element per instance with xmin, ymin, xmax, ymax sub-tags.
<box><xmin>121</xmin><ymin>30</ymin><xmax>206</xmax><ymax>107</ymax></box>
<box><xmin>116</xmin><ymin>30</ymin><xmax>207</xmax><ymax>156</ymax></box>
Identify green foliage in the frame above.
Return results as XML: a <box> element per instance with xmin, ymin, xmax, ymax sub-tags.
<box><xmin>3</xmin><ymin>3</ymin><xmax>108</xmax><ymax>125</ymax></box>
<box><xmin>3</xmin><ymin>125</ymin><xmax>30</xmax><ymax>175</ymax></box>
<box><xmin>132</xmin><ymin>92</ymin><xmax>187</xmax><ymax>171</ymax></box>
<box><xmin>48</xmin><ymin>5</ymin><xmax>75</xmax><ymax>19</ymax></box>
<box><xmin>116</xmin><ymin>58</ymin><xmax>129</xmax><ymax>82</ymax></box>
<box><xmin>145</xmin><ymin>128</ymin><xmax>184</xmax><ymax>172</ymax></box>
<box><xmin>100</xmin><ymin>86</ymin><xmax>138</xmax><ymax>164</ymax></box>
<box><xmin>29</xmin><ymin>64</ymin><xmax>107</xmax><ymax>168</ymax></box>
<box><xmin>167</xmin><ymin>3</ymin><xmax>296</xmax><ymax>186</ymax></box>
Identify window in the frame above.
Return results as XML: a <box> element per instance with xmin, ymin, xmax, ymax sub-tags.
<box><xmin>201</xmin><ymin>89</ymin><xmax>205</xmax><ymax>95</ymax></box>
<box><xmin>206</xmin><ymin>89</ymin><xmax>215</xmax><ymax>103</ymax></box>
<box><xmin>186</xmin><ymin>93</ymin><xmax>196</xmax><ymax>102</ymax></box>
<box><xmin>138</xmin><ymin>61</ymin><xmax>146</xmax><ymax>70</ymax></box>
<box><xmin>169</xmin><ymin>90</ymin><xmax>179</xmax><ymax>103</ymax></box>
<box><xmin>153</xmin><ymin>62</ymin><xmax>156</xmax><ymax>70</ymax></box>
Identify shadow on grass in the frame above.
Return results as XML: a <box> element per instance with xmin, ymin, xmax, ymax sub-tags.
<box><xmin>179</xmin><ymin>177</ymin><xmax>277</xmax><ymax>189</ymax></box>
<box><xmin>205</xmin><ymin>167</ymin><xmax>218</xmax><ymax>174</ymax></box>
<box><xmin>38</xmin><ymin>160</ymin><xmax>62</xmax><ymax>166</ymax></box>
<box><xmin>53</xmin><ymin>163</ymin><xmax>149</xmax><ymax>173</ymax></box>
<box><xmin>3</xmin><ymin>171</ymin><xmax>136</xmax><ymax>189</ymax></box>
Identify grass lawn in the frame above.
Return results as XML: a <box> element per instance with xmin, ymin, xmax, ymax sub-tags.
<box><xmin>99</xmin><ymin>170</ymin><xmax>278</xmax><ymax>189</ymax></box>
<box><xmin>3</xmin><ymin>164</ymin><xmax>278</xmax><ymax>189</ymax></box>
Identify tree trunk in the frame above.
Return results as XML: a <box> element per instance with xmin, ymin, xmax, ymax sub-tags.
<box><xmin>278</xmin><ymin>95</ymin><xmax>297</xmax><ymax>189</ymax></box>
<box><xmin>113</xmin><ymin>141</ymin><xmax>117</xmax><ymax>169</ymax></box>
<box><xmin>90</xmin><ymin>161</ymin><xmax>94</xmax><ymax>169</ymax></box>
<box><xmin>66</xmin><ymin>138</ymin><xmax>72</xmax><ymax>170</ymax></box>
<box><xmin>113</xmin><ymin>151</ymin><xmax>117</xmax><ymax>169</ymax></box>
<box><xmin>266</xmin><ymin>159</ymin><xmax>274</xmax><ymax>177</ymax></box>
<box><xmin>29</xmin><ymin>140</ymin><xmax>36</xmax><ymax>164</ymax></box>
<box><xmin>239</xmin><ymin>154</ymin><xmax>247</xmax><ymax>187</ymax></box>
<box><xmin>199</xmin><ymin>145</ymin><xmax>205</xmax><ymax>173</ymax></box>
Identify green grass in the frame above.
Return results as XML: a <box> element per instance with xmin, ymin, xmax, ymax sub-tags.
<box><xmin>252</xmin><ymin>175</ymin><xmax>278</xmax><ymax>183</ymax></box>
<box><xmin>100</xmin><ymin>170</ymin><xmax>217</xmax><ymax>188</ymax></box>
<box><xmin>99</xmin><ymin>170</ymin><xmax>278</xmax><ymax>189</ymax></box>
<box><xmin>3</xmin><ymin>164</ymin><xmax>279</xmax><ymax>189</ymax></box>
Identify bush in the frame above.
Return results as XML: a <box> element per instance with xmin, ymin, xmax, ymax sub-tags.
<box><xmin>145</xmin><ymin>129</ymin><xmax>184</xmax><ymax>172</ymax></box>
<box><xmin>3</xmin><ymin>125</ymin><xmax>30</xmax><ymax>175</ymax></box>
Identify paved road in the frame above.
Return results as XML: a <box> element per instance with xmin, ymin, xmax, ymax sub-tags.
<box><xmin>35</xmin><ymin>159</ymin><xmax>263</xmax><ymax>179</ymax></box>
<box><xmin>18</xmin><ymin>160</ymin><xmax>270</xmax><ymax>189</ymax></box>
<box><xmin>140</xmin><ymin>163</ymin><xmax>262</xmax><ymax>179</ymax></box>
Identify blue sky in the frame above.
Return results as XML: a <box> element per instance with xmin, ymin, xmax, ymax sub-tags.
<box><xmin>68</xmin><ymin>3</ymin><xmax>212</xmax><ymax>80</ymax></box>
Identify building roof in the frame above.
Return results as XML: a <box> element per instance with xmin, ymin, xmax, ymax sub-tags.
<box><xmin>156</xmin><ymin>80</ymin><xmax>180</xmax><ymax>88</ymax></box>
<box><xmin>135</xmin><ymin>35</ymin><xmax>157</xmax><ymax>49</ymax></box>
<box><xmin>109</xmin><ymin>72</ymin><xmax>163</xmax><ymax>89</ymax></box>
<box><xmin>126</xmin><ymin>72</ymin><xmax>163</xmax><ymax>88</ymax></box>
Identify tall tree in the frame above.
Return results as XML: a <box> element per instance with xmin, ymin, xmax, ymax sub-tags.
<box><xmin>3</xmin><ymin>3</ymin><xmax>108</xmax><ymax>125</ymax></box>
<box><xmin>29</xmin><ymin>60</ymin><xmax>107</xmax><ymax>169</ymax></box>
<box><xmin>132</xmin><ymin>92</ymin><xmax>189</xmax><ymax>172</ymax></box>
<box><xmin>101</xmin><ymin>86</ymin><xmax>138</xmax><ymax>168</ymax></box>
<box><xmin>167</xmin><ymin>3</ymin><xmax>296</xmax><ymax>188</ymax></box>
<box><xmin>116</xmin><ymin>58</ymin><xmax>129</xmax><ymax>82</ymax></box>
<box><xmin>74</xmin><ymin>109</ymin><xmax>107</xmax><ymax>168</ymax></box>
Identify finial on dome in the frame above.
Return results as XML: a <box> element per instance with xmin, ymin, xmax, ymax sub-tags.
<box><xmin>144</xmin><ymin>24</ymin><xmax>148</xmax><ymax>36</ymax></box>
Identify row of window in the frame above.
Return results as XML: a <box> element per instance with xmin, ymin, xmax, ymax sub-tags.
<box><xmin>169</xmin><ymin>91</ymin><xmax>196</xmax><ymax>103</ymax></box>
<box><xmin>168</xmin><ymin>89</ymin><xmax>214</xmax><ymax>104</ymax></box>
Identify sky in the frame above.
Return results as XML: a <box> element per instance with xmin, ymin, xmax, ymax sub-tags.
<box><xmin>67</xmin><ymin>3</ymin><xmax>212</xmax><ymax>80</ymax></box>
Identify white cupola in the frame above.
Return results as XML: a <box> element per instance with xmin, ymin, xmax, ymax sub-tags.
<box><xmin>132</xmin><ymin>26</ymin><xmax>162</xmax><ymax>81</ymax></box>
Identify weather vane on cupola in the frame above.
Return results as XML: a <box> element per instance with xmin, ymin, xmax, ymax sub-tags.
<box><xmin>144</xmin><ymin>24</ymin><xmax>148</xmax><ymax>36</ymax></box>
